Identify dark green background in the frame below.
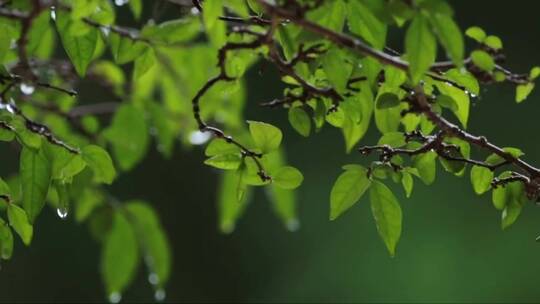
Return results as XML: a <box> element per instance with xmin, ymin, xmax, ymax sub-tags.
<box><xmin>2</xmin><ymin>1</ymin><xmax>540</xmax><ymax>302</ymax></box>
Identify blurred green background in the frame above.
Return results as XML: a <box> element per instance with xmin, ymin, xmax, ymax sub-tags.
<box><xmin>2</xmin><ymin>1</ymin><xmax>540</xmax><ymax>302</ymax></box>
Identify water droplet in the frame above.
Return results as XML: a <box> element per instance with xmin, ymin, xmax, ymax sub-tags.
<box><xmin>109</xmin><ymin>292</ymin><xmax>122</xmax><ymax>303</ymax></box>
<box><xmin>286</xmin><ymin>219</ymin><xmax>300</xmax><ymax>232</ymax></box>
<box><xmin>190</xmin><ymin>7</ymin><xmax>200</xmax><ymax>15</ymax></box>
<box><xmin>148</xmin><ymin>273</ymin><xmax>159</xmax><ymax>286</ymax></box>
<box><xmin>114</xmin><ymin>0</ymin><xmax>128</xmax><ymax>6</ymax></box>
<box><xmin>56</xmin><ymin>208</ymin><xmax>68</xmax><ymax>219</ymax></box>
<box><xmin>189</xmin><ymin>131</ymin><xmax>211</xmax><ymax>145</ymax></box>
<box><xmin>50</xmin><ymin>8</ymin><xmax>56</xmax><ymax>21</ymax></box>
<box><xmin>154</xmin><ymin>289</ymin><xmax>166</xmax><ymax>302</ymax></box>
<box><xmin>19</xmin><ymin>83</ymin><xmax>35</xmax><ymax>95</ymax></box>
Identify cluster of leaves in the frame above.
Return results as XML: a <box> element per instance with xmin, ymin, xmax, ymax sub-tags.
<box><xmin>0</xmin><ymin>0</ymin><xmax>540</xmax><ymax>301</ymax></box>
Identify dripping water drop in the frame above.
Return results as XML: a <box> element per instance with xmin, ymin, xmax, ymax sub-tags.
<box><xmin>154</xmin><ymin>288</ymin><xmax>166</xmax><ymax>302</ymax></box>
<box><xmin>114</xmin><ymin>0</ymin><xmax>129</xmax><ymax>6</ymax></box>
<box><xmin>56</xmin><ymin>208</ymin><xmax>68</xmax><ymax>219</ymax></box>
<box><xmin>20</xmin><ymin>83</ymin><xmax>35</xmax><ymax>95</ymax></box>
<box><xmin>148</xmin><ymin>273</ymin><xmax>159</xmax><ymax>286</ymax></box>
<box><xmin>109</xmin><ymin>292</ymin><xmax>122</xmax><ymax>303</ymax></box>
<box><xmin>189</xmin><ymin>131</ymin><xmax>211</xmax><ymax>145</ymax></box>
<box><xmin>286</xmin><ymin>219</ymin><xmax>300</xmax><ymax>232</ymax></box>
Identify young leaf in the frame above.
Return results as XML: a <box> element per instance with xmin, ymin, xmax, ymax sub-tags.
<box><xmin>204</xmin><ymin>154</ymin><xmax>242</xmax><ymax>170</ymax></box>
<box><xmin>401</xmin><ymin>171</ymin><xmax>414</xmax><ymax>198</ymax></box>
<box><xmin>376</xmin><ymin>92</ymin><xmax>400</xmax><ymax>109</ymax></box>
<box><xmin>82</xmin><ymin>145</ymin><xmax>117</xmax><ymax>185</ymax></box>
<box><xmin>405</xmin><ymin>15</ymin><xmax>437</xmax><ymax>84</ymax></box>
<box><xmin>429</xmin><ymin>13</ymin><xmax>464</xmax><ymax>67</ymax></box>
<box><xmin>109</xmin><ymin>32</ymin><xmax>148</xmax><ymax>64</ymax></box>
<box><xmin>501</xmin><ymin>201</ymin><xmax>522</xmax><ymax>230</ymax></box>
<box><xmin>413</xmin><ymin>151</ymin><xmax>437</xmax><ymax>185</ymax></box>
<box><xmin>101</xmin><ymin>212</ymin><xmax>139</xmax><ymax>295</ymax></box>
<box><xmin>124</xmin><ymin>202</ymin><xmax>172</xmax><ymax>288</ymax></box>
<box><xmin>218</xmin><ymin>171</ymin><xmax>250</xmax><ymax>234</ymax></box>
<box><xmin>247</xmin><ymin>121</ymin><xmax>282</xmax><ymax>154</ymax></box>
<box><xmin>7</xmin><ymin>204</ymin><xmax>33</xmax><ymax>246</ymax></box>
<box><xmin>288</xmin><ymin>107</ymin><xmax>311</xmax><ymax>137</ymax></box>
<box><xmin>516</xmin><ymin>83</ymin><xmax>535</xmax><ymax>103</ymax></box>
<box><xmin>56</xmin><ymin>12</ymin><xmax>98</xmax><ymax>76</ymax></box>
<box><xmin>322</xmin><ymin>47</ymin><xmax>351</xmax><ymax>92</ymax></box>
<box><xmin>0</xmin><ymin>218</ymin><xmax>14</xmax><ymax>260</ymax></box>
<box><xmin>20</xmin><ymin>147</ymin><xmax>52</xmax><ymax>223</ymax></box>
<box><xmin>273</xmin><ymin>166</ymin><xmax>303</xmax><ymax>190</ymax></box>
<box><xmin>470</xmin><ymin>165</ymin><xmax>493</xmax><ymax>195</ymax></box>
<box><xmin>330</xmin><ymin>165</ymin><xmax>371</xmax><ymax>220</ymax></box>
<box><xmin>471</xmin><ymin>50</ymin><xmax>495</xmax><ymax>72</ymax></box>
<box><xmin>369</xmin><ymin>181</ymin><xmax>402</xmax><ymax>257</ymax></box>
<box><xmin>103</xmin><ymin>104</ymin><xmax>149</xmax><ymax>171</ymax></box>
<box><xmin>465</xmin><ymin>26</ymin><xmax>486</xmax><ymax>42</ymax></box>
<box><xmin>347</xmin><ymin>1</ymin><xmax>387</xmax><ymax>49</ymax></box>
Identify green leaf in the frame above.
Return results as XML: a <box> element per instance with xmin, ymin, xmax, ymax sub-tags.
<box><xmin>0</xmin><ymin>218</ymin><xmax>14</xmax><ymax>260</ymax></box>
<box><xmin>7</xmin><ymin>204</ymin><xmax>33</xmax><ymax>246</ymax></box>
<box><xmin>56</xmin><ymin>12</ymin><xmax>98</xmax><ymax>76</ymax></box>
<box><xmin>530</xmin><ymin>66</ymin><xmax>540</xmax><ymax>80</ymax></box>
<box><xmin>20</xmin><ymin>147</ymin><xmax>52</xmax><ymax>223</ymax></box>
<box><xmin>369</xmin><ymin>180</ymin><xmax>402</xmax><ymax>257</ymax></box>
<box><xmin>484</xmin><ymin>35</ymin><xmax>503</xmax><ymax>50</ymax></box>
<box><xmin>247</xmin><ymin>121</ymin><xmax>282</xmax><ymax>154</ymax></box>
<box><xmin>101</xmin><ymin>212</ymin><xmax>139</xmax><ymax>295</ymax></box>
<box><xmin>444</xmin><ymin>69</ymin><xmax>480</xmax><ymax>96</ymax></box>
<box><xmin>204</xmin><ymin>154</ymin><xmax>242</xmax><ymax>170</ymax></box>
<box><xmin>330</xmin><ymin>165</ymin><xmax>371</xmax><ymax>220</ymax></box>
<box><xmin>429</xmin><ymin>13</ymin><xmax>464</xmax><ymax>67</ymax></box>
<box><xmin>109</xmin><ymin>32</ymin><xmax>148</xmax><ymax>64</ymax></box>
<box><xmin>218</xmin><ymin>171</ymin><xmax>250</xmax><ymax>234</ymax></box>
<box><xmin>470</xmin><ymin>165</ymin><xmax>493</xmax><ymax>195</ymax></box>
<box><xmin>437</xmin><ymin>94</ymin><xmax>458</xmax><ymax>111</ymax></box>
<box><xmin>516</xmin><ymin>83</ymin><xmax>535</xmax><ymax>103</ymax></box>
<box><xmin>322</xmin><ymin>47</ymin><xmax>351</xmax><ymax>92</ymax></box>
<box><xmin>405</xmin><ymin>14</ymin><xmax>437</xmax><ymax>84</ymax></box>
<box><xmin>401</xmin><ymin>171</ymin><xmax>413</xmax><ymax>198</ymax></box>
<box><xmin>347</xmin><ymin>1</ymin><xmax>387</xmax><ymax>49</ymax></box>
<box><xmin>142</xmin><ymin>19</ymin><xmax>200</xmax><ymax>44</ymax></box>
<box><xmin>435</xmin><ymin>81</ymin><xmax>469</xmax><ymax>127</ymax></box>
<box><xmin>288</xmin><ymin>107</ymin><xmax>311</xmax><ymax>137</ymax></box>
<box><xmin>376</xmin><ymin>92</ymin><xmax>400</xmax><ymax>109</ymax></box>
<box><xmin>501</xmin><ymin>201</ymin><xmax>522</xmax><ymax>230</ymax></box>
<box><xmin>103</xmin><ymin>104</ymin><xmax>149</xmax><ymax>171</ymax></box>
<box><xmin>378</xmin><ymin>132</ymin><xmax>406</xmax><ymax>147</ymax></box>
<box><xmin>0</xmin><ymin>177</ymin><xmax>11</xmax><ymax>200</ymax></box>
<box><xmin>82</xmin><ymin>145</ymin><xmax>117</xmax><ymax>184</ymax></box>
<box><xmin>273</xmin><ymin>166</ymin><xmax>303</xmax><ymax>190</ymax></box>
<box><xmin>471</xmin><ymin>50</ymin><xmax>495</xmax><ymax>72</ymax></box>
<box><xmin>124</xmin><ymin>202</ymin><xmax>172</xmax><ymax>287</ymax></box>
<box><xmin>203</xmin><ymin>0</ymin><xmax>226</xmax><ymax>47</ymax></box>
<box><xmin>205</xmin><ymin>139</ymin><xmax>241</xmax><ymax>156</ymax></box>
<box><xmin>465</xmin><ymin>26</ymin><xmax>486</xmax><ymax>42</ymax></box>
<box><xmin>413</xmin><ymin>151</ymin><xmax>437</xmax><ymax>185</ymax></box>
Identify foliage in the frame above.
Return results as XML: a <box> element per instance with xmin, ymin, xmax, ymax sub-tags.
<box><xmin>0</xmin><ymin>0</ymin><xmax>539</xmax><ymax>301</ymax></box>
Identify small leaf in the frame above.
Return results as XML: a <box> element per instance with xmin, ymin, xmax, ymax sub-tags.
<box><xmin>405</xmin><ymin>15</ymin><xmax>437</xmax><ymax>84</ymax></box>
<box><xmin>0</xmin><ymin>218</ymin><xmax>14</xmax><ymax>259</ymax></box>
<box><xmin>378</xmin><ymin>132</ymin><xmax>406</xmax><ymax>147</ymax></box>
<box><xmin>330</xmin><ymin>165</ymin><xmax>371</xmax><ymax>220</ymax></box>
<box><xmin>205</xmin><ymin>139</ymin><xmax>241</xmax><ymax>156</ymax></box>
<box><xmin>376</xmin><ymin>92</ymin><xmax>400</xmax><ymax>109</ymax></box>
<box><xmin>516</xmin><ymin>83</ymin><xmax>535</xmax><ymax>103</ymax></box>
<box><xmin>124</xmin><ymin>202</ymin><xmax>172</xmax><ymax>287</ymax></box>
<box><xmin>437</xmin><ymin>94</ymin><xmax>458</xmax><ymax>111</ymax></box>
<box><xmin>471</xmin><ymin>50</ymin><xmax>495</xmax><ymax>72</ymax></box>
<box><xmin>56</xmin><ymin>12</ymin><xmax>98</xmax><ymax>76</ymax></box>
<box><xmin>82</xmin><ymin>145</ymin><xmax>117</xmax><ymax>184</ymax></box>
<box><xmin>101</xmin><ymin>212</ymin><xmax>139</xmax><ymax>295</ymax></box>
<box><xmin>347</xmin><ymin>1</ymin><xmax>387</xmax><ymax>49</ymax></box>
<box><xmin>247</xmin><ymin>121</ymin><xmax>283</xmax><ymax>154</ymax></box>
<box><xmin>103</xmin><ymin>104</ymin><xmax>149</xmax><ymax>171</ymax></box>
<box><xmin>413</xmin><ymin>151</ymin><xmax>437</xmax><ymax>185</ymax></box>
<box><xmin>7</xmin><ymin>204</ymin><xmax>33</xmax><ymax>246</ymax></box>
<box><xmin>288</xmin><ymin>107</ymin><xmax>311</xmax><ymax>137</ymax></box>
<box><xmin>273</xmin><ymin>166</ymin><xmax>303</xmax><ymax>190</ymax></box>
<box><xmin>322</xmin><ymin>47</ymin><xmax>351</xmax><ymax>92</ymax></box>
<box><xmin>484</xmin><ymin>35</ymin><xmax>503</xmax><ymax>50</ymax></box>
<box><xmin>401</xmin><ymin>171</ymin><xmax>414</xmax><ymax>198</ymax></box>
<box><xmin>465</xmin><ymin>26</ymin><xmax>486</xmax><ymax>42</ymax></box>
<box><xmin>369</xmin><ymin>181</ymin><xmax>402</xmax><ymax>257</ymax></box>
<box><xmin>109</xmin><ymin>32</ymin><xmax>148</xmax><ymax>64</ymax></box>
<box><xmin>470</xmin><ymin>165</ymin><xmax>493</xmax><ymax>195</ymax></box>
<box><xmin>501</xmin><ymin>202</ymin><xmax>522</xmax><ymax>230</ymax></box>
<box><xmin>429</xmin><ymin>13</ymin><xmax>464</xmax><ymax>67</ymax></box>
<box><xmin>20</xmin><ymin>147</ymin><xmax>52</xmax><ymax>223</ymax></box>
<box><xmin>204</xmin><ymin>154</ymin><xmax>242</xmax><ymax>170</ymax></box>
